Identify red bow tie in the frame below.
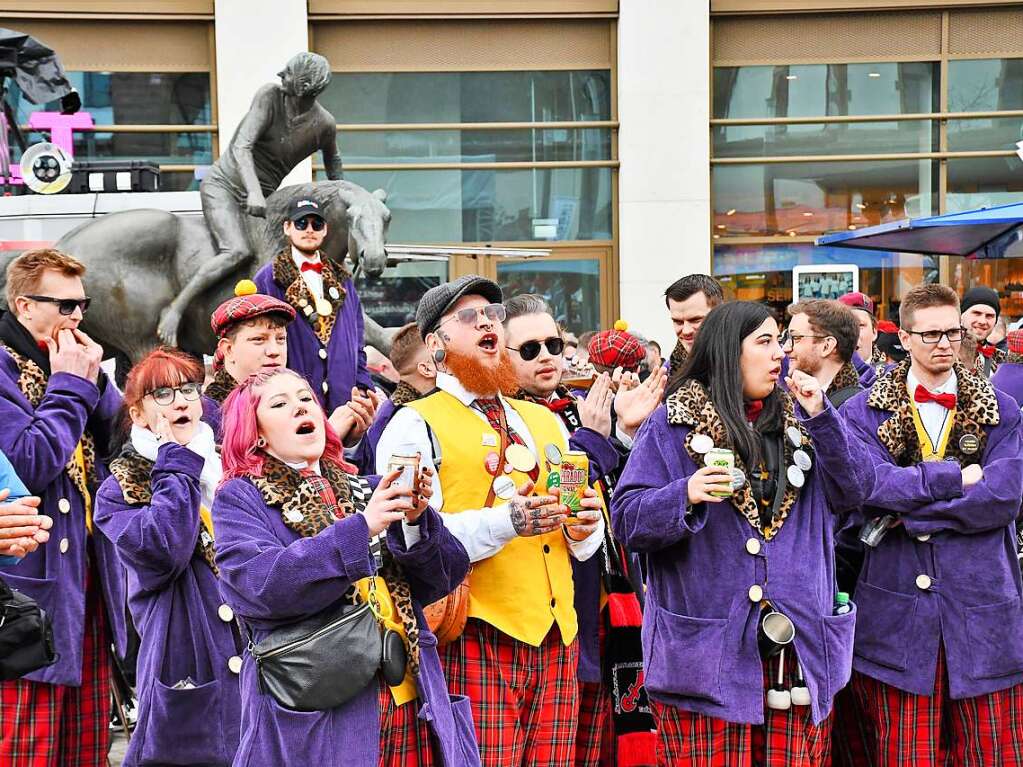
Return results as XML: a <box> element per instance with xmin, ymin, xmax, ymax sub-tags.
<box><xmin>914</xmin><ymin>386</ymin><xmax>957</xmax><ymax>410</ymax></box>
<box><xmin>978</xmin><ymin>344</ymin><xmax>996</xmax><ymax>359</ymax></box>
<box><xmin>544</xmin><ymin>396</ymin><xmax>575</xmax><ymax>413</ymax></box>
<box><xmin>300</xmin><ymin>261</ymin><xmax>323</xmax><ymax>274</ymax></box>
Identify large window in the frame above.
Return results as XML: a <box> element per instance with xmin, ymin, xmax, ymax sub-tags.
<box><xmin>711</xmin><ymin>54</ymin><xmax>1023</xmax><ymax>315</ymax></box>
<box><xmin>12</xmin><ymin>71</ymin><xmax>213</xmax><ymax>192</ymax></box>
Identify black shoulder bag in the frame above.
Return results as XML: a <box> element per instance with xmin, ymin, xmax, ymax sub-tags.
<box><xmin>0</xmin><ymin>577</ymin><xmax>57</xmax><ymax>680</ymax></box>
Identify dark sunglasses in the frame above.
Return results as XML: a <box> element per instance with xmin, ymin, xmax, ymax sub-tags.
<box><xmin>507</xmin><ymin>337</ymin><xmax>565</xmax><ymax>361</ymax></box>
<box><xmin>293</xmin><ymin>217</ymin><xmax>325</xmax><ymax>232</ymax></box>
<box><xmin>146</xmin><ymin>382</ymin><xmax>202</xmax><ymax>406</ymax></box>
<box><xmin>24</xmin><ymin>295</ymin><xmax>91</xmax><ymax>316</ymax></box>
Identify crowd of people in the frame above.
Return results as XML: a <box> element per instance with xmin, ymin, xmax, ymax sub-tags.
<box><xmin>1</xmin><ymin>195</ymin><xmax>1022</xmax><ymax>767</ymax></box>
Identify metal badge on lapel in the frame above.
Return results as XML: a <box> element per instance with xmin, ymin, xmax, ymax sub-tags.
<box><xmin>544</xmin><ymin>443</ymin><xmax>562</xmax><ymax>465</ymax></box>
<box><xmin>786</xmin><ymin>426</ymin><xmax>802</xmax><ymax>449</ymax></box>
<box><xmin>505</xmin><ymin>444</ymin><xmax>537</xmax><ymax>474</ymax></box>
<box><xmin>329</xmin><ymin>286</ymin><xmax>341</xmax><ymax>300</ymax></box>
<box><xmin>315</xmin><ymin>298</ymin><xmax>332</xmax><ymax>317</ymax></box>
<box><xmin>793</xmin><ymin>449</ymin><xmax>812</xmax><ymax>472</ymax></box>
<box><xmin>958</xmin><ymin>434</ymin><xmax>980</xmax><ymax>454</ymax></box>
<box><xmin>786</xmin><ymin>465</ymin><xmax>805</xmax><ymax>488</ymax></box>
<box><xmin>493</xmin><ymin>476</ymin><xmax>515</xmax><ymax>500</ymax></box>
<box><xmin>690</xmin><ymin>434</ymin><xmax>714</xmax><ymax>454</ymax></box>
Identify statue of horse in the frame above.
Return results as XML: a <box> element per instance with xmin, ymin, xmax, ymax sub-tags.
<box><xmin>0</xmin><ymin>179</ymin><xmax>395</xmax><ymax>368</ymax></box>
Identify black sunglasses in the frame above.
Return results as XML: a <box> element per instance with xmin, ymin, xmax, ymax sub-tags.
<box><xmin>507</xmin><ymin>337</ymin><xmax>565</xmax><ymax>361</ymax></box>
<box><xmin>293</xmin><ymin>217</ymin><xmax>325</xmax><ymax>232</ymax></box>
<box><xmin>24</xmin><ymin>295</ymin><xmax>91</xmax><ymax>316</ymax></box>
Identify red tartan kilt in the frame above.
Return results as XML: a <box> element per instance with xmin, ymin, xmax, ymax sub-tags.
<box><xmin>378</xmin><ymin>681</ymin><xmax>436</xmax><ymax>767</ymax></box>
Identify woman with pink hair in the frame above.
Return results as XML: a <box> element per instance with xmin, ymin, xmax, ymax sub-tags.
<box><xmin>212</xmin><ymin>368</ymin><xmax>478</xmax><ymax>766</ymax></box>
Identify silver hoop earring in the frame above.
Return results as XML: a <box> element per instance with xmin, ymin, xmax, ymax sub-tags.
<box><xmin>256</xmin><ymin>437</ymin><xmax>267</xmax><ymax>448</ymax></box>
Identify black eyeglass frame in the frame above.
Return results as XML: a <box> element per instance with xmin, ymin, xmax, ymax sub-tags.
<box><xmin>145</xmin><ymin>382</ymin><xmax>203</xmax><ymax>406</ymax></box>
<box><xmin>904</xmin><ymin>326</ymin><xmax>966</xmax><ymax>345</ymax></box>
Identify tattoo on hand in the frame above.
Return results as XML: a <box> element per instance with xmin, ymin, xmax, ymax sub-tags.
<box><xmin>509</xmin><ymin>498</ymin><xmax>528</xmax><ymax>535</ymax></box>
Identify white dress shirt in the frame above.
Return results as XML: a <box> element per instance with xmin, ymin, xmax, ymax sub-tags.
<box><xmin>291</xmin><ymin>246</ymin><xmax>324</xmax><ymax>300</ymax></box>
<box><xmin>376</xmin><ymin>371</ymin><xmax>604</xmax><ymax>563</ymax></box>
<box><xmin>907</xmin><ymin>367</ymin><xmax>958</xmax><ymax>451</ymax></box>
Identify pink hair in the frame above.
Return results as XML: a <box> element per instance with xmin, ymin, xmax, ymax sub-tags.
<box><xmin>220</xmin><ymin>368</ymin><xmax>347</xmax><ymax>482</ymax></box>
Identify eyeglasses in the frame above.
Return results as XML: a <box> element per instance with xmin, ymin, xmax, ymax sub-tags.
<box><xmin>780</xmin><ymin>331</ymin><xmax>827</xmax><ymax>347</ymax></box>
<box><xmin>146</xmin><ymin>382</ymin><xmax>202</xmax><ymax>406</ymax></box>
<box><xmin>905</xmin><ymin>327</ymin><xmax>965</xmax><ymax>345</ymax></box>
<box><xmin>24</xmin><ymin>295</ymin><xmax>91</xmax><ymax>316</ymax></box>
<box><xmin>293</xmin><ymin>217</ymin><xmax>325</xmax><ymax>232</ymax></box>
<box><xmin>439</xmin><ymin>303</ymin><xmax>506</xmax><ymax>327</ymax></box>
<box><xmin>507</xmin><ymin>337</ymin><xmax>565</xmax><ymax>361</ymax></box>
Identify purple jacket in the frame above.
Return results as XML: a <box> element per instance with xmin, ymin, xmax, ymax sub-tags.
<box><xmin>612</xmin><ymin>401</ymin><xmax>869</xmax><ymax>725</ymax></box>
<box><xmin>992</xmin><ymin>361</ymin><xmax>1023</xmax><ymax>408</ymax></box>
<box><xmin>212</xmin><ymin>477</ymin><xmax>478</xmax><ymax>766</ymax></box>
<box><xmin>253</xmin><ymin>266</ymin><xmax>373</xmax><ymax>413</ymax></box>
<box><xmin>852</xmin><ymin>351</ymin><xmax>878</xmax><ymax>388</ymax></box>
<box><xmin>842</xmin><ymin>384</ymin><xmax>1023</xmax><ymax>698</ymax></box>
<box><xmin>0</xmin><ymin>355</ymin><xmax>127</xmax><ymax>685</ymax></box>
<box><xmin>366</xmin><ymin>396</ymin><xmax>399</xmax><ymax>461</ymax></box>
<box><xmin>94</xmin><ymin>444</ymin><xmax>243</xmax><ymax>766</ymax></box>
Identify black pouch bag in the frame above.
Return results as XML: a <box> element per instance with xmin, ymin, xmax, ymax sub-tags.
<box><xmin>0</xmin><ymin>578</ymin><xmax>57</xmax><ymax>681</ymax></box>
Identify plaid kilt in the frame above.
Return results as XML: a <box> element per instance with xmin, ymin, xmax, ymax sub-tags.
<box><xmin>378</xmin><ymin>681</ymin><xmax>436</xmax><ymax>767</ymax></box>
<box><xmin>440</xmin><ymin>618</ymin><xmax>579</xmax><ymax>767</ymax></box>
<box><xmin>829</xmin><ymin>683</ymin><xmax>874</xmax><ymax>767</ymax></box>
<box><xmin>576</xmin><ymin>680</ymin><xmax>610</xmax><ymax>767</ymax></box>
<box><xmin>0</xmin><ymin>575</ymin><xmax>111</xmax><ymax>767</ymax></box>
<box><xmin>651</xmin><ymin>650</ymin><xmax>831</xmax><ymax>767</ymax></box>
<box><xmin>853</xmin><ymin>646</ymin><xmax>1023</xmax><ymax>766</ymax></box>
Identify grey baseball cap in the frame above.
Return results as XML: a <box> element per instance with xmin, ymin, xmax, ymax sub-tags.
<box><xmin>417</xmin><ymin>275</ymin><xmax>503</xmax><ymax>339</ymax></box>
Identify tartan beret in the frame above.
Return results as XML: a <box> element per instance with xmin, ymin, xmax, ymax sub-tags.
<box><xmin>587</xmin><ymin>329</ymin><xmax>646</xmax><ymax>371</ymax></box>
<box><xmin>1008</xmin><ymin>329</ymin><xmax>1023</xmax><ymax>355</ymax></box>
<box><xmin>211</xmin><ymin>281</ymin><xmax>296</xmax><ymax>338</ymax></box>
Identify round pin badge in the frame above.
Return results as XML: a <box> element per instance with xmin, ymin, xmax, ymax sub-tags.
<box><xmin>505</xmin><ymin>443</ymin><xmax>537</xmax><ymax>473</ymax></box>
<box><xmin>546</xmin><ymin>471</ymin><xmax>561</xmax><ymax>490</ymax></box>
<box><xmin>793</xmin><ymin>449</ymin><xmax>812</xmax><ymax>472</ymax></box>
<box><xmin>690</xmin><ymin>433</ymin><xmax>714</xmax><ymax>454</ymax></box>
<box><xmin>493</xmin><ymin>476</ymin><xmax>515</xmax><ymax>500</ymax></box>
<box><xmin>786</xmin><ymin>465</ymin><xmax>805</xmax><ymax>488</ymax></box>
<box><xmin>285</xmin><ymin>509</ymin><xmax>304</xmax><ymax>524</ymax></box>
<box><xmin>303</xmin><ymin>305</ymin><xmax>314</xmax><ymax>316</ymax></box>
<box><xmin>316</xmin><ymin>298</ymin><xmax>332</xmax><ymax>317</ymax></box>
<box><xmin>786</xmin><ymin>426</ymin><xmax>803</xmax><ymax>448</ymax></box>
<box><xmin>544</xmin><ymin>443</ymin><xmax>563</xmax><ymax>466</ymax></box>
<box><xmin>958</xmin><ymin>434</ymin><xmax>980</xmax><ymax>454</ymax></box>
<box><xmin>484</xmin><ymin>451</ymin><xmax>501</xmax><ymax>475</ymax></box>
<box><xmin>730</xmin><ymin>468</ymin><xmax>747</xmax><ymax>491</ymax></box>
<box><xmin>329</xmin><ymin>286</ymin><xmax>341</xmax><ymax>300</ymax></box>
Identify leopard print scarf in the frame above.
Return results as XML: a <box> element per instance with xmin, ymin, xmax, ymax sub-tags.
<box><xmin>389</xmin><ymin>381</ymin><xmax>422</xmax><ymax>409</ymax></box>
<box><xmin>272</xmin><ymin>249</ymin><xmax>349</xmax><ymax>346</ymax></box>
<box><xmin>2</xmin><ymin>344</ymin><xmax>96</xmax><ymax>505</ymax></box>
<box><xmin>109</xmin><ymin>449</ymin><xmax>218</xmax><ymax>575</ymax></box>
<box><xmin>828</xmin><ymin>362</ymin><xmax>862</xmax><ymax>396</ymax></box>
<box><xmin>666</xmin><ymin>379</ymin><xmax>810</xmax><ymax>541</ymax></box>
<box><xmin>867</xmin><ymin>360</ymin><xmax>998</xmax><ymax>467</ymax></box>
<box><xmin>203</xmin><ymin>367</ymin><xmax>237</xmax><ymax>405</ymax></box>
<box><xmin>251</xmin><ymin>455</ymin><xmax>420</xmax><ymax>675</ymax></box>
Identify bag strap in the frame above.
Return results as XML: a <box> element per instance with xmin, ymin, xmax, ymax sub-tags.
<box><xmin>828</xmin><ymin>385</ymin><xmax>862</xmax><ymax>410</ymax></box>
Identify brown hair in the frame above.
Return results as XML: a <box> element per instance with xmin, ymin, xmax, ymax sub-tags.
<box><xmin>221</xmin><ymin>314</ymin><xmax>291</xmax><ymax>342</ymax></box>
<box><xmin>388</xmin><ymin>322</ymin><xmax>426</xmax><ymax>375</ymax></box>
<box><xmin>899</xmin><ymin>284</ymin><xmax>959</xmax><ymax>328</ymax></box>
<box><xmin>787</xmin><ymin>300</ymin><xmax>860</xmax><ymax>363</ymax></box>
<box><xmin>6</xmin><ymin>249</ymin><xmax>86</xmax><ymax>312</ymax></box>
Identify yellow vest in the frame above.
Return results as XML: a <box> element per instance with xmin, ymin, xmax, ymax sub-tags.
<box><xmin>407</xmin><ymin>391</ymin><xmax>577</xmax><ymax>647</ymax></box>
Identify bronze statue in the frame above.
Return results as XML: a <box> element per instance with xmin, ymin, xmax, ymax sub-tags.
<box><xmin>157</xmin><ymin>51</ymin><xmax>344</xmax><ymax>346</ymax></box>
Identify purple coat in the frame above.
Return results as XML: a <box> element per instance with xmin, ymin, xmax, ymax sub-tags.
<box><xmin>94</xmin><ymin>444</ymin><xmax>243</xmax><ymax>766</ymax></box>
<box><xmin>612</xmin><ymin>401</ymin><xmax>870</xmax><ymax>725</ymax></box>
<box><xmin>212</xmin><ymin>477</ymin><xmax>478</xmax><ymax>766</ymax></box>
<box><xmin>253</xmin><ymin>266</ymin><xmax>373</xmax><ymax>412</ymax></box>
<box><xmin>0</xmin><ymin>356</ymin><xmax>127</xmax><ymax>686</ymax></box>
<box><xmin>842</xmin><ymin>386</ymin><xmax>1023</xmax><ymax>698</ymax></box>
<box><xmin>852</xmin><ymin>351</ymin><xmax>878</xmax><ymax>388</ymax></box>
<box><xmin>991</xmin><ymin>361</ymin><xmax>1023</xmax><ymax>408</ymax></box>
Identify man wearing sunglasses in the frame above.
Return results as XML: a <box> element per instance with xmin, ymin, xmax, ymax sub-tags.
<box><xmin>376</xmin><ymin>275</ymin><xmax>609</xmax><ymax>766</ymax></box>
<box><xmin>843</xmin><ymin>284</ymin><xmax>1023</xmax><ymax>765</ymax></box>
<box><xmin>0</xmin><ymin>249</ymin><xmax>126</xmax><ymax>766</ymax></box>
<box><xmin>255</xmin><ymin>197</ymin><xmax>378</xmax><ymax>467</ymax></box>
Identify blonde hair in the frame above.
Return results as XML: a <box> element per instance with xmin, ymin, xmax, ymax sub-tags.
<box><xmin>6</xmin><ymin>249</ymin><xmax>86</xmax><ymax>312</ymax></box>
<box><xmin>899</xmin><ymin>284</ymin><xmax>959</xmax><ymax>328</ymax></box>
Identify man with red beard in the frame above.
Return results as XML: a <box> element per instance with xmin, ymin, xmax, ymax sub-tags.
<box><xmin>376</xmin><ymin>276</ymin><xmax>608</xmax><ymax>766</ymax></box>
<box><xmin>504</xmin><ymin>293</ymin><xmax>664</xmax><ymax>766</ymax></box>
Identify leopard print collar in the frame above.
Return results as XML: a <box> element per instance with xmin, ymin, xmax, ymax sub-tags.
<box><xmin>668</xmin><ymin>339</ymin><xmax>688</xmax><ymax>377</ymax></box>
<box><xmin>389</xmin><ymin>381</ymin><xmax>422</xmax><ymax>409</ymax></box>
<box><xmin>974</xmin><ymin>346</ymin><xmax>1023</xmax><ymax>378</ymax></box>
<box><xmin>866</xmin><ymin>360</ymin><xmax>998</xmax><ymax>466</ymax></box>
<box><xmin>868</xmin><ymin>345</ymin><xmax>887</xmax><ymax>367</ymax></box>
<box><xmin>271</xmin><ymin>249</ymin><xmax>349</xmax><ymax>346</ymax></box>
<box><xmin>666</xmin><ymin>379</ymin><xmax>811</xmax><ymax>541</ymax></box>
<box><xmin>828</xmin><ymin>362</ymin><xmax>862</xmax><ymax>395</ymax></box>
<box><xmin>203</xmin><ymin>367</ymin><xmax>237</xmax><ymax>405</ymax></box>
<box><xmin>109</xmin><ymin>448</ymin><xmax>218</xmax><ymax>575</ymax></box>
<box><xmin>250</xmin><ymin>455</ymin><xmax>421</xmax><ymax>675</ymax></box>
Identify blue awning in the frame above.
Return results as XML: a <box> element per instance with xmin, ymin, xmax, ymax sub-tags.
<box><xmin>817</xmin><ymin>201</ymin><xmax>1023</xmax><ymax>258</ymax></box>
<box><xmin>713</xmin><ymin>243</ymin><xmax>934</xmax><ymax>276</ymax></box>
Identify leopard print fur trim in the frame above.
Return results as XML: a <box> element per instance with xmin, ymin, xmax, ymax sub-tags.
<box><xmin>974</xmin><ymin>347</ymin><xmax>1023</xmax><ymax>378</ymax></box>
<box><xmin>109</xmin><ymin>449</ymin><xmax>218</xmax><ymax>576</ymax></box>
<box><xmin>828</xmin><ymin>362</ymin><xmax>862</xmax><ymax>395</ymax></box>
<box><xmin>272</xmin><ymin>249</ymin><xmax>349</xmax><ymax>346</ymax></box>
<box><xmin>250</xmin><ymin>455</ymin><xmax>420</xmax><ymax>675</ymax></box>
<box><xmin>1</xmin><ymin>344</ymin><xmax>96</xmax><ymax>505</ymax></box>
<box><xmin>866</xmin><ymin>360</ymin><xmax>998</xmax><ymax>466</ymax></box>
<box><xmin>667</xmin><ymin>339</ymin><xmax>688</xmax><ymax>377</ymax></box>
<box><xmin>203</xmin><ymin>367</ymin><xmax>236</xmax><ymax>405</ymax></box>
<box><xmin>869</xmin><ymin>345</ymin><xmax>887</xmax><ymax>367</ymax></box>
<box><xmin>389</xmin><ymin>382</ymin><xmax>422</xmax><ymax>409</ymax></box>
<box><xmin>665</xmin><ymin>379</ymin><xmax>810</xmax><ymax>541</ymax></box>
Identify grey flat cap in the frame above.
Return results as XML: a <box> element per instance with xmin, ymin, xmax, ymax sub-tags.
<box><xmin>417</xmin><ymin>275</ymin><xmax>503</xmax><ymax>339</ymax></box>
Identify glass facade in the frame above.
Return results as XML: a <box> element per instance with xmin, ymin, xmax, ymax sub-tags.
<box><xmin>354</xmin><ymin>261</ymin><xmax>448</xmax><ymax>328</ymax></box>
<box><xmin>496</xmin><ymin>258</ymin><xmax>601</xmax><ymax>335</ymax></box>
<box><xmin>12</xmin><ymin>71</ymin><xmax>213</xmax><ymax>192</ymax></box>
<box><xmin>711</xmin><ymin>57</ymin><xmax>1023</xmax><ymax>318</ymax></box>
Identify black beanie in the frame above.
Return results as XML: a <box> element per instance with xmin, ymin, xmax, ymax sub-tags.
<box><xmin>961</xmin><ymin>286</ymin><xmax>1001</xmax><ymax>318</ymax></box>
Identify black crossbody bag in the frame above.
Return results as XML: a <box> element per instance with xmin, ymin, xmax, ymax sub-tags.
<box><xmin>0</xmin><ymin>577</ymin><xmax>57</xmax><ymax>680</ymax></box>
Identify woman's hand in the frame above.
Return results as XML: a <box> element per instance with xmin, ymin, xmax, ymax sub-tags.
<box><xmin>153</xmin><ymin>413</ymin><xmax>179</xmax><ymax>444</ymax></box>
<box><xmin>404</xmin><ymin>465</ymin><xmax>435</xmax><ymax>524</ymax></box>
<box><xmin>363</xmin><ymin>468</ymin><xmax>413</xmax><ymax>536</ymax></box>
<box><xmin>785</xmin><ymin>369</ymin><xmax>825</xmax><ymax>417</ymax></box>
<box><xmin>687</xmin><ymin>466</ymin><xmax>733</xmax><ymax>505</ymax></box>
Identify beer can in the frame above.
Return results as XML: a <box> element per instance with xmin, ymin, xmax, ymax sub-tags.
<box><xmin>704</xmin><ymin>448</ymin><xmax>735</xmax><ymax>498</ymax></box>
<box><xmin>387</xmin><ymin>452</ymin><xmax>420</xmax><ymax>494</ymax></box>
<box><xmin>557</xmin><ymin>450</ymin><xmax>589</xmax><ymax>525</ymax></box>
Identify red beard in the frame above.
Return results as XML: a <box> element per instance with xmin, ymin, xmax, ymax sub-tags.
<box><xmin>445</xmin><ymin>349</ymin><xmax>520</xmax><ymax>398</ymax></box>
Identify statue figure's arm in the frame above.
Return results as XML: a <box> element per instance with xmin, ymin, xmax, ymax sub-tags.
<box><xmin>320</xmin><ymin>122</ymin><xmax>343</xmax><ymax>180</ymax></box>
<box><xmin>230</xmin><ymin>86</ymin><xmax>276</xmax><ymax>213</ymax></box>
